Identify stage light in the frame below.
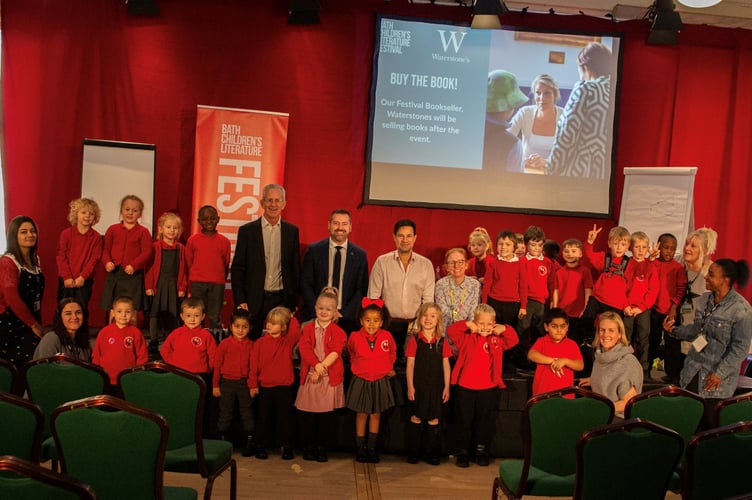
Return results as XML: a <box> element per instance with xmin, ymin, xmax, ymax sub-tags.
<box><xmin>126</xmin><ymin>0</ymin><xmax>159</xmax><ymax>16</ymax></box>
<box><xmin>288</xmin><ymin>0</ymin><xmax>320</xmax><ymax>24</ymax></box>
<box><xmin>647</xmin><ymin>0</ymin><xmax>683</xmax><ymax>45</ymax></box>
<box><xmin>471</xmin><ymin>0</ymin><xmax>508</xmax><ymax>29</ymax></box>
<box><xmin>677</xmin><ymin>0</ymin><xmax>721</xmax><ymax>7</ymax></box>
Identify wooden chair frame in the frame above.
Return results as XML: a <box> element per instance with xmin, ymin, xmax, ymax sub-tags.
<box><xmin>0</xmin><ymin>454</ymin><xmax>95</xmax><ymax>499</ymax></box>
<box><xmin>0</xmin><ymin>391</ymin><xmax>44</xmax><ymax>462</ymax></box>
<box><xmin>712</xmin><ymin>391</ymin><xmax>752</xmax><ymax>428</ymax></box>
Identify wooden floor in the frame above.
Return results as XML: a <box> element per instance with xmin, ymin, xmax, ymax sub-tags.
<box><xmin>164</xmin><ymin>451</ymin><xmax>683</xmax><ymax>500</ymax></box>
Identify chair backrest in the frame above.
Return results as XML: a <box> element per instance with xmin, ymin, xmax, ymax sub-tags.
<box><xmin>51</xmin><ymin>394</ymin><xmax>169</xmax><ymax>500</ymax></box>
<box><xmin>119</xmin><ymin>361</ymin><xmax>204</xmax><ymax>451</ymax></box>
<box><xmin>0</xmin><ymin>357</ymin><xmax>19</xmax><ymax>395</ymax></box>
<box><xmin>624</xmin><ymin>385</ymin><xmax>704</xmax><ymax>447</ymax></box>
<box><xmin>684</xmin><ymin>421</ymin><xmax>752</xmax><ymax>500</ymax></box>
<box><xmin>713</xmin><ymin>391</ymin><xmax>752</xmax><ymax>427</ymax></box>
<box><xmin>21</xmin><ymin>355</ymin><xmax>108</xmax><ymax>438</ymax></box>
<box><xmin>526</xmin><ymin>387</ymin><xmax>615</xmax><ymax>476</ymax></box>
<box><xmin>574</xmin><ymin>419</ymin><xmax>683</xmax><ymax>500</ymax></box>
<box><xmin>0</xmin><ymin>455</ymin><xmax>95</xmax><ymax>500</ymax></box>
<box><xmin>0</xmin><ymin>392</ymin><xmax>43</xmax><ymax>462</ymax></box>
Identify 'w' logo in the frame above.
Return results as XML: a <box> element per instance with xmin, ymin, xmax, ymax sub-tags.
<box><xmin>437</xmin><ymin>30</ymin><xmax>467</xmax><ymax>53</ymax></box>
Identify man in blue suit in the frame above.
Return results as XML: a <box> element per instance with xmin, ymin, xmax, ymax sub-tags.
<box><xmin>300</xmin><ymin>209</ymin><xmax>368</xmax><ymax>334</ymax></box>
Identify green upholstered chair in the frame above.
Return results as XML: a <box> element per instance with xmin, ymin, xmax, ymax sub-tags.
<box><xmin>573</xmin><ymin>418</ymin><xmax>683</xmax><ymax>500</ymax></box>
<box><xmin>624</xmin><ymin>385</ymin><xmax>704</xmax><ymax>491</ymax></box>
<box><xmin>0</xmin><ymin>455</ymin><xmax>95</xmax><ymax>500</ymax></box>
<box><xmin>713</xmin><ymin>391</ymin><xmax>752</xmax><ymax>427</ymax></box>
<box><xmin>119</xmin><ymin>361</ymin><xmax>237</xmax><ymax>500</ymax></box>
<box><xmin>493</xmin><ymin>387</ymin><xmax>614</xmax><ymax>500</ymax></box>
<box><xmin>683</xmin><ymin>421</ymin><xmax>752</xmax><ymax>500</ymax></box>
<box><xmin>51</xmin><ymin>394</ymin><xmax>198</xmax><ymax>500</ymax></box>
<box><xmin>21</xmin><ymin>354</ymin><xmax>109</xmax><ymax>469</ymax></box>
<box><xmin>0</xmin><ymin>357</ymin><xmax>19</xmax><ymax>395</ymax></box>
<box><xmin>0</xmin><ymin>392</ymin><xmax>43</xmax><ymax>462</ymax></box>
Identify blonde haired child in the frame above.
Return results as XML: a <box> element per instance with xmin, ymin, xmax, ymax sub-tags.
<box><xmin>56</xmin><ymin>197</ymin><xmax>103</xmax><ymax>312</ymax></box>
<box><xmin>92</xmin><ymin>296</ymin><xmax>148</xmax><ymax>389</ymax></box>
<box><xmin>466</xmin><ymin>227</ymin><xmax>493</xmax><ymax>283</ymax></box>
<box><xmin>295</xmin><ymin>288</ymin><xmax>347</xmax><ymax>462</ymax></box>
<box><xmin>99</xmin><ymin>195</ymin><xmax>153</xmax><ymax>314</ymax></box>
<box><xmin>145</xmin><ymin>212</ymin><xmax>188</xmax><ymax>358</ymax></box>
<box><xmin>405</xmin><ymin>302</ymin><xmax>451</xmax><ymax>465</ymax></box>
<box><xmin>250</xmin><ymin>306</ymin><xmax>302</xmax><ymax>460</ymax></box>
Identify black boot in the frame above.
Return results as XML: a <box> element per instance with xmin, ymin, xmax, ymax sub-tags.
<box><xmin>476</xmin><ymin>444</ymin><xmax>490</xmax><ymax>466</ymax></box>
<box><xmin>406</xmin><ymin>421</ymin><xmax>422</xmax><ymax>464</ymax></box>
<box><xmin>355</xmin><ymin>436</ymin><xmax>368</xmax><ymax>463</ymax></box>
<box><xmin>424</xmin><ymin>424</ymin><xmax>441</xmax><ymax>465</ymax></box>
<box><xmin>241</xmin><ymin>434</ymin><xmax>254</xmax><ymax>457</ymax></box>
<box><xmin>367</xmin><ymin>432</ymin><xmax>380</xmax><ymax>463</ymax></box>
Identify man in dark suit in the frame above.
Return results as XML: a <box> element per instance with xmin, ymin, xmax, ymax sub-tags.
<box><xmin>231</xmin><ymin>183</ymin><xmax>300</xmax><ymax>339</ymax></box>
<box><xmin>300</xmin><ymin>209</ymin><xmax>368</xmax><ymax>334</ymax></box>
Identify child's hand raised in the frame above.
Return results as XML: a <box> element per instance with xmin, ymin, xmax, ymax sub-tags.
<box><xmin>648</xmin><ymin>242</ymin><xmax>661</xmax><ymax>261</ymax></box>
<box><xmin>587</xmin><ymin>224</ymin><xmax>602</xmax><ymax>245</ymax></box>
<box><xmin>492</xmin><ymin>324</ymin><xmax>507</xmax><ymax>336</ymax></box>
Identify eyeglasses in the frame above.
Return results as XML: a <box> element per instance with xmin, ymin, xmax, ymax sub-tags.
<box><xmin>446</xmin><ymin>260</ymin><xmax>466</xmax><ymax>267</ymax></box>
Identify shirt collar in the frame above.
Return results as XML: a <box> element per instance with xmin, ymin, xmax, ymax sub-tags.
<box><xmin>261</xmin><ymin>216</ymin><xmax>281</xmax><ymax>229</ymax></box>
<box><xmin>526</xmin><ymin>253</ymin><xmax>544</xmax><ymax>261</ymax></box>
<box><xmin>498</xmin><ymin>254</ymin><xmax>519</xmax><ymax>262</ymax></box>
<box><xmin>329</xmin><ymin>239</ymin><xmax>348</xmax><ymax>250</ymax></box>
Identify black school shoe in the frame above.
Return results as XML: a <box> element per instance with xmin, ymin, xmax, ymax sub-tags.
<box><xmin>302</xmin><ymin>448</ymin><xmax>317</xmax><ymax>461</ymax></box>
<box><xmin>406</xmin><ymin>454</ymin><xmax>420</xmax><ymax>464</ymax></box>
<box><xmin>281</xmin><ymin>446</ymin><xmax>294</xmax><ymax>460</ymax></box>
<box><xmin>316</xmin><ymin>446</ymin><xmax>329</xmax><ymax>463</ymax></box>
<box><xmin>255</xmin><ymin>449</ymin><xmax>268</xmax><ymax>460</ymax></box>
<box><xmin>456</xmin><ymin>454</ymin><xmax>470</xmax><ymax>468</ymax></box>
<box><xmin>367</xmin><ymin>447</ymin><xmax>380</xmax><ymax>463</ymax></box>
<box><xmin>426</xmin><ymin>454</ymin><xmax>440</xmax><ymax>466</ymax></box>
<box><xmin>476</xmin><ymin>452</ymin><xmax>490</xmax><ymax>467</ymax></box>
<box><xmin>355</xmin><ymin>445</ymin><xmax>369</xmax><ymax>463</ymax></box>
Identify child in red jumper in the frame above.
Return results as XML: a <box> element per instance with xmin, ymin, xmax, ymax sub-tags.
<box><xmin>347</xmin><ymin>299</ymin><xmax>397</xmax><ymax>464</ymax></box>
<box><xmin>249</xmin><ymin>306</ymin><xmax>301</xmax><ymax>460</ymax></box>
<box><xmin>92</xmin><ymin>297</ymin><xmax>148</xmax><ymax>389</ymax></box>
<box><xmin>520</xmin><ymin>226</ymin><xmax>555</xmax><ymax>342</ymax></box>
<box><xmin>482</xmin><ymin>230</ymin><xmax>528</xmax><ymax>328</ymax></box>
<box><xmin>552</xmin><ymin>238</ymin><xmax>593</xmax><ymax>345</ymax></box>
<box><xmin>623</xmin><ymin>231</ymin><xmax>659</xmax><ymax>377</ymax></box>
<box><xmin>466</xmin><ymin>227</ymin><xmax>493</xmax><ymax>284</ymax></box>
<box><xmin>447</xmin><ymin>304</ymin><xmax>518</xmax><ymax>468</ymax></box>
<box><xmin>56</xmin><ymin>197</ymin><xmax>102</xmax><ymax>314</ymax></box>
<box><xmin>528</xmin><ymin>308</ymin><xmax>583</xmax><ymax>396</ymax></box>
<box><xmin>213</xmin><ymin>308</ymin><xmax>255</xmax><ymax>456</ymax></box>
<box><xmin>186</xmin><ymin>205</ymin><xmax>231</xmax><ymax>331</ymax></box>
<box><xmin>295</xmin><ymin>288</ymin><xmax>347</xmax><ymax>462</ymax></box>
<box><xmin>145</xmin><ymin>212</ymin><xmax>188</xmax><ymax>357</ymax></box>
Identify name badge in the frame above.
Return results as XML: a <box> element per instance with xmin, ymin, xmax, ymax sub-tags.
<box><xmin>692</xmin><ymin>334</ymin><xmax>708</xmax><ymax>352</ymax></box>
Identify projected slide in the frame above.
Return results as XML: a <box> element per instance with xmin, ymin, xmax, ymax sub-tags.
<box><xmin>366</xmin><ymin>16</ymin><xmax>622</xmax><ymax>216</ymax></box>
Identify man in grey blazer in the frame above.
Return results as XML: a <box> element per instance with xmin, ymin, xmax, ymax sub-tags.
<box><xmin>231</xmin><ymin>183</ymin><xmax>300</xmax><ymax>339</ymax></box>
<box><xmin>300</xmin><ymin>209</ymin><xmax>368</xmax><ymax>334</ymax></box>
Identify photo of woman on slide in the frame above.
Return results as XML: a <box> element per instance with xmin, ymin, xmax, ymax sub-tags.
<box><xmin>545</xmin><ymin>42</ymin><xmax>614</xmax><ymax>179</ymax></box>
<box><xmin>507</xmin><ymin>74</ymin><xmax>564</xmax><ymax>175</ymax></box>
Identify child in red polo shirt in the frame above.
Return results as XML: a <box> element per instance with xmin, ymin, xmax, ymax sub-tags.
<box><xmin>528</xmin><ymin>308</ymin><xmax>583</xmax><ymax>396</ymax></box>
<box><xmin>346</xmin><ymin>299</ymin><xmax>397</xmax><ymax>464</ymax></box>
<box><xmin>213</xmin><ymin>308</ymin><xmax>255</xmax><ymax>456</ymax></box>
<box><xmin>249</xmin><ymin>306</ymin><xmax>301</xmax><ymax>460</ymax></box>
<box><xmin>520</xmin><ymin>226</ymin><xmax>555</xmax><ymax>343</ymax></box>
<box><xmin>447</xmin><ymin>304</ymin><xmax>518</xmax><ymax>468</ymax></box>
<box><xmin>160</xmin><ymin>297</ymin><xmax>216</xmax><ymax>373</ymax></box>
<box><xmin>92</xmin><ymin>296</ymin><xmax>148</xmax><ymax>388</ymax></box>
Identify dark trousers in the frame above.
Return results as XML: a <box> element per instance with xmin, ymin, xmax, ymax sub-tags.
<box><xmin>487</xmin><ymin>298</ymin><xmax>524</xmax><ymax>370</ymax></box>
<box><xmin>454</xmin><ymin>386</ymin><xmax>499</xmax><ymax>454</ymax></box>
<box><xmin>388</xmin><ymin>318</ymin><xmax>411</xmax><ymax>361</ymax></box>
<box><xmin>649</xmin><ymin>309</ymin><xmax>668</xmax><ymax>372</ymax></box>
<box><xmin>581</xmin><ymin>298</ymin><xmax>623</xmax><ymax>343</ymax></box>
<box><xmin>687</xmin><ymin>374</ymin><xmax>721</xmax><ymax>431</ymax></box>
<box><xmin>190</xmin><ymin>282</ymin><xmax>225</xmax><ymax>330</ymax></box>
<box><xmin>250</xmin><ymin>291</ymin><xmax>285</xmax><ymax>340</ymax></box>
<box><xmin>256</xmin><ymin>385</ymin><xmax>294</xmax><ymax>448</ymax></box>
<box><xmin>624</xmin><ymin>309</ymin><xmax>651</xmax><ymax>371</ymax></box>
<box><xmin>217</xmin><ymin>378</ymin><xmax>254</xmax><ymax>433</ymax></box>
<box><xmin>199</xmin><ymin>372</ymin><xmax>220</xmax><ymax>438</ymax></box>
<box><xmin>519</xmin><ymin>299</ymin><xmax>545</xmax><ymax>342</ymax></box>
<box><xmin>57</xmin><ymin>277</ymin><xmax>94</xmax><ymax>315</ymax></box>
<box><xmin>298</xmin><ymin>410</ymin><xmax>335</xmax><ymax>450</ymax></box>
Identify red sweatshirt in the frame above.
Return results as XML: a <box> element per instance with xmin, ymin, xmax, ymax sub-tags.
<box><xmin>654</xmin><ymin>259</ymin><xmax>688</xmax><ymax>315</ymax></box>
<box><xmin>185</xmin><ymin>232</ymin><xmax>231</xmax><ymax>284</ymax></box>
<box><xmin>249</xmin><ymin>317</ymin><xmax>302</xmax><ymax>389</ymax></box>
<box><xmin>56</xmin><ymin>226</ymin><xmax>103</xmax><ymax>280</ymax></box>
<box><xmin>447</xmin><ymin>321</ymin><xmax>518</xmax><ymax>389</ymax></box>
<box><xmin>212</xmin><ymin>335</ymin><xmax>254</xmax><ymax>389</ymax></box>
<box><xmin>160</xmin><ymin>325</ymin><xmax>217</xmax><ymax>373</ymax></box>
<box><xmin>348</xmin><ymin>329</ymin><xmax>396</xmax><ymax>382</ymax></box>
<box><xmin>554</xmin><ymin>263</ymin><xmax>594</xmax><ymax>318</ymax></box>
<box><xmin>482</xmin><ymin>257</ymin><xmax>528</xmax><ymax>308</ymax></box>
<box><xmin>584</xmin><ymin>244</ymin><xmax>630</xmax><ymax>310</ymax></box>
<box><xmin>523</xmin><ymin>255</ymin><xmax>554</xmax><ymax>303</ymax></box>
<box><xmin>102</xmin><ymin>222</ymin><xmax>153</xmax><ymax>271</ymax></box>
<box><xmin>93</xmin><ymin>323</ymin><xmax>148</xmax><ymax>384</ymax></box>
<box><xmin>625</xmin><ymin>259</ymin><xmax>659</xmax><ymax>311</ymax></box>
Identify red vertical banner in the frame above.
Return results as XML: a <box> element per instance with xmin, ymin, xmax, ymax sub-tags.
<box><xmin>192</xmin><ymin>105</ymin><xmax>289</xmax><ymax>317</ymax></box>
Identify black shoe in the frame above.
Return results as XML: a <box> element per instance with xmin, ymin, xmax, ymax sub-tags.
<box><xmin>281</xmin><ymin>446</ymin><xmax>294</xmax><ymax>460</ymax></box>
<box><xmin>303</xmin><ymin>448</ymin><xmax>317</xmax><ymax>461</ymax></box>
<box><xmin>456</xmin><ymin>454</ymin><xmax>470</xmax><ymax>468</ymax></box>
<box><xmin>316</xmin><ymin>446</ymin><xmax>328</xmax><ymax>463</ymax></box>
<box><xmin>476</xmin><ymin>452</ymin><xmax>490</xmax><ymax>467</ymax></box>
<box><xmin>255</xmin><ymin>449</ymin><xmax>268</xmax><ymax>460</ymax></box>
<box><xmin>427</xmin><ymin>454</ymin><xmax>440</xmax><ymax>466</ymax></box>
<box><xmin>367</xmin><ymin>447</ymin><xmax>379</xmax><ymax>463</ymax></box>
<box><xmin>355</xmin><ymin>445</ymin><xmax>368</xmax><ymax>463</ymax></box>
<box><xmin>406</xmin><ymin>454</ymin><xmax>419</xmax><ymax>464</ymax></box>
<box><xmin>241</xmin><ymin>439</ymin><xmax>255</xmax><ymax>457</ymax></box>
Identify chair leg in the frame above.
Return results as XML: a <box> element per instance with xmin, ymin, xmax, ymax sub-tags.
<box><xmin>203</xmin><ymin>459</ymin><xmax>237</xmax><ymax>500</ymax></box>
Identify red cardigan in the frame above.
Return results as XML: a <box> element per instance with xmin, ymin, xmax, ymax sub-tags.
<box><xmin>144</xmin><ymin>240</ymin><xmax>188</xmax><ymax>294</ymax></box>
<box><xmin>298</xmin><ymin>321</ymin><xmax>347</xmax><ymax>387</ymax></box>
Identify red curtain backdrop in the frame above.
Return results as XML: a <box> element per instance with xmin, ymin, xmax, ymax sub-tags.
<box><xmin>2</xmin><ymin>0</ymin><xmax>751</xmax><ymax>322</ymax></box>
